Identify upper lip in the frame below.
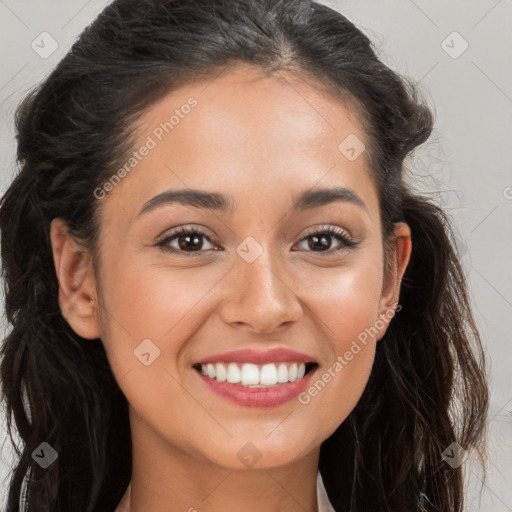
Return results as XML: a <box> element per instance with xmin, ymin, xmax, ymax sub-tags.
<box><xmin>195</xmin><ymin>348</ymin><xmax>317</xmax><ymax>365</ymax></box>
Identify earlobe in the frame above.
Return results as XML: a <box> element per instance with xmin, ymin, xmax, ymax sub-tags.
<box><xmin>50</xmin><ymin>218</ymin><xmax>101</xmax><ymax>340</ymax></box>
<box><xmin>376</xmin><ymin>222</ymin><xmax>412</xmax><ymax>341</ymax></box>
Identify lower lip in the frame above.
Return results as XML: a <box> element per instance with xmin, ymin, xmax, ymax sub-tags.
<box><xmin>195</xmin><ymin>367</ymin><xmax>317</xmax><ymax>408</ymax></box>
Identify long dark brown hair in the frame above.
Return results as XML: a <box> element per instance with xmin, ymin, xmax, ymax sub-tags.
<box><xmin>0</xmin><ymin>1</ymin><xmax>488</xmax><ymax>511</ymax></box>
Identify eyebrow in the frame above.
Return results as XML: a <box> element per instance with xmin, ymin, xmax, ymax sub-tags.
<box><xmin>138</xmin><ymin>186</ymin><xmax>367</xmax><ymax>217</ymax></box>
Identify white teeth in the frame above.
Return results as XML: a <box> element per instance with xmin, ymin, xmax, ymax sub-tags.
<box><xmin>216</xmin><ymin>363</ymin><xmax>227</xmax><ymax>382</ymax></box>
<box><xmin>226</xmin><ymin>362</ymin><xmax>241</xmax><ymax>384</ymax></box>
<box><xmin>277</xmin><ymin>363</ymin><xmax>288</xmax><ymax>383</ymax></box>
<box><xmin>260</xmin><ymin>363</ymin><xmax>277</xmax><ymax>385</ymax></box>
<box><xmin>289</xmin><ymin>363</ymin><xmax>298</xmax><ymax>382</ymax></box>
<box><xmin>198</xmin><ymin>361</ymin><xmax>309</xmax><ymax>387</ymax></box>
<box><xmin>240</xmin><ymin>363</ymin><xmax>259</xmax><ymax>385</ymax></box>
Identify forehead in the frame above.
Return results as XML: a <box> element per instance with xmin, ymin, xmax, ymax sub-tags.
<box><xmin>102</xmin><ymin>63</ymin><xmax>379</xmax><ymax>221</ymax></box>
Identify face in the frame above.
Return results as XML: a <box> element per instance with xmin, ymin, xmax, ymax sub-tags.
<box><xmin>51</xmin><ymin>63</ymin><xmax>411</xmax><ymax>471</ymax></box>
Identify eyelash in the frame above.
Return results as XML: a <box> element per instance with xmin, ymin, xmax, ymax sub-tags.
<box><xmin>155</xmin><ymin>225</ymin><xmax>358</xmax><ymax>257</ymax></box>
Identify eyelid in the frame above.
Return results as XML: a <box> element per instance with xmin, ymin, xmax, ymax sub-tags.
<box><xmin>155</xmin><ymin>223</ymin><xmax>215</xmax><ymax>241</ymax></box>
<box><xmin>299</xmin><ymin>224</ymin><xmax>353</xmax><ymax>242</ymax></box>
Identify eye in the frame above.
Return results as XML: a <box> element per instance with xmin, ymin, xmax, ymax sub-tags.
<box><xmin>293</xmin><ymin>226</ymin><xmax>358</xmax><ymax>254</ymax></box>
<box><xmin>156</xmin><ymin>227</ymin><xmax>218</xmax><ymax>255</ymax></box>
<box><xmin>155</xmin><ymin>225</ymin><xmax>358</xmax><ymax>257</ymax></box>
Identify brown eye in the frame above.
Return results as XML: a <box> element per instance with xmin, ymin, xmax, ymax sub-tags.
<box><xmin>294</xmin><ymin>226</ymin><xmax>358</xmax><ymax>254</ymax></box>
<box><xmin>157</xmin><ymin>227</ymin><xmax>217</xmax><ymax>255</ymax></box>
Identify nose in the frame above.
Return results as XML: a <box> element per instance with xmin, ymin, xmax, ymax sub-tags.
<box><xmin>218</xmin><ymin>248</ymin><xmax>303</xmax><ymax>334</ymax></box>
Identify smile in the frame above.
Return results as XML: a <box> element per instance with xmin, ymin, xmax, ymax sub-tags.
<box><xmin>193</xmin><ymin>361</ymin><xmax>317</xmax><ymax>387</ymax></box>
<box><xmin>192</xmin><ymin>348</ymin><xmax>319</xmax><ymax>407</ymax></box>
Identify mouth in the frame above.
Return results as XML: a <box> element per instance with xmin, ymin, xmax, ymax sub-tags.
<box><xmin>192</xmin><ymin>361</ymin><xmax>318</xmax><ymax>388</ymax></box>
<box><xmin>191</xmin><ymin>347</ymin><xmax>319</xmax><ymax>407</ymax></box>
<box><xmin>192</xmin><ymin>356</ymin><xmax>319</xmax><ymax>408</ymax></box>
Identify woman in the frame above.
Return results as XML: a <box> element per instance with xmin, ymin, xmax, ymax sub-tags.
<box><xmin>0</xmin><ymin>0</ymin><xmax>488</xmax><ymax>511</ymax></box>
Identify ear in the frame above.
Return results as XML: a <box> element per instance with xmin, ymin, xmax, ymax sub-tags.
<box><xmin>375</xmin><ymin>222</ymin><xmax>412</xmax><ymax>341</ymax></box>
<box><xmin>50</xmin><ymin>218</ymin><xmax>101</xmax><ymax>340</ymax></box>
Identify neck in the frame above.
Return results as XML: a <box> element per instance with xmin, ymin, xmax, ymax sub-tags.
<box><xmin>118</xmin><ymin>411</ymin><xmax>321</xmax><ymax>512</ymax></box>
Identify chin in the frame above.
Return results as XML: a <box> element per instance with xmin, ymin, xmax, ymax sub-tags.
<box><xmin>197</xmin><ymin>434</ymin><xmax>318</xmax><ymax>471</ymax></box>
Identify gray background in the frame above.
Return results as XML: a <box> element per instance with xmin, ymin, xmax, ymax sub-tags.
<box><xmin>0</xmin><ymin>0</ymin><xmax>511</xmax><ymax>510</ymax></box>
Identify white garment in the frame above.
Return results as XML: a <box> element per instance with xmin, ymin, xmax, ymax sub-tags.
<box><xmin>317</xmin><ymin>470</ymin><xmax>337</xmax><ymax>512</ymax></box>
<box><xmin>115</xmin><ymin>471</ymin><xmax>336</xmax><ymax>511</ymax></box>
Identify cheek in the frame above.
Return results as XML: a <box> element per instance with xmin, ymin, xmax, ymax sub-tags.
<box><xmin>96</xmin><ymin>256</ymin><xmax>227</xmax><ymax>385</ymax></box>
<box><xmin>100</xmin><ymin>258</ymin><xmax>218</xmax><ymax>340</ymax></box>
<box><xmin>95</xmin><ymin>261</ymin><xmax>218</xmax><ymax>442</ymax></box>
<box><xmin>298</xmin><ymin>252</ymin><xmax>384</xmax><ymax>346</ymax></box>
<box><xmin>293</xmin><ymin>253</ymin><xmax>384</xmax><ymax>426</ymax></box>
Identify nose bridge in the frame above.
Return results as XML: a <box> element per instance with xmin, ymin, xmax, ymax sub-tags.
<box><xmin>219</xmin><ymin>240</ymin><xmax>302</xmax><ymax>332</ymax></box>
<box><xmin>241</xmin><ymin>247</ymin><xmax>283</xmax><ymax>302</ymax></box>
